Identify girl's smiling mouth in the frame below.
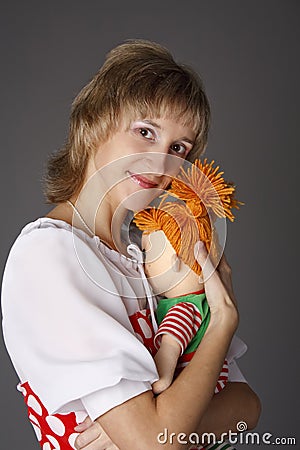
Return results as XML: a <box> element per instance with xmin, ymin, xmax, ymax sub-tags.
<box><xmin>126</xmin><ymin>171</ymin><xmax>159</xmax><ymax>189</ymax></box>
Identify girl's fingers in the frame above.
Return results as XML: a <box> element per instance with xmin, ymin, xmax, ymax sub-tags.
<box><xmin>75</xmin><ymin>420</ymin><xmax>119</xmax><ymax>450</ymax></box>
<box><xmin>75</xmin><ymin>421</ymin><xmax>102</xmax><ymax>449</ymax></box>
<box><xmin>194</xmin><ymin>241</ymin><xmax>235</xmax><ymax>315</ymax></box>
<box><xmin>194</xmin><ymin>241</ymin><xmax>220</xmax><ymax>284</ymax></box>
<box><xmin>77</xmin><ymin>439</ymin><xmax>119</xmax><ymax>450</ymax></box>
<box><xmin>74</xmin><ymin>416</ymin><xmax>93</xmax><ymax>432</ymax></box>
<box><xmin>217</xmin><ymin>253</ymin><xmax>237</xmax><ymax>306</ymax></box>
<box><xmin>76</xmin><ymin>436</ymin><xmax>118</xmax><ymax>450</ymax></box>
<box><xmin>218</xmin><ymin>253</ymin><xmax>232</xmax><ymax>278</ymax></box>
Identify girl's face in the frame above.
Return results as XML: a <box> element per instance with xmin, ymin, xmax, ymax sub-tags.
<box><xmin>91</xmin><ymin>116</ymin><xmax>196</xmax><ymax>211</ymax></box>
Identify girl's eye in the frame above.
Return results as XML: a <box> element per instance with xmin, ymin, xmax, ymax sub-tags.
<box><xmin>139</xmin><ymin>128</ymin><xmax>154</xmax><ymax>140</ymax></box>
<box><xmin>170</xmin><ymin>143</ymin><xmax>187</xmax><ymax>155</ymax></box>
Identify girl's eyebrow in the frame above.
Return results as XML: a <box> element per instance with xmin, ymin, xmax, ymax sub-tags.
<box><xmin>181</xmin><ymin>136</ymin><xmax>194</xmax><ymax>145</ymax></box>
<box><xmin>141</xmin><ymin>119</ymin><xmax>161</xmax><ymax>129</ymax></box>
<box><xmin>136</xmin><ymin>119</ymin><xmax>195</xmax><ymax>145</ymax></box>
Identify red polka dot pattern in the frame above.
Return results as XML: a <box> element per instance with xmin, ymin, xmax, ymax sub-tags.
<box><xmin>18</xmin><ymin>382</ymin><xmax>81</xmax><ymax>449</ymax></box>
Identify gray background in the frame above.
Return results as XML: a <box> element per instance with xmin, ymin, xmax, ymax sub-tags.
<box><xmin>1</xmin><ymin>1</ymin><xmax>299</xmax><ymax>448</ymax></box>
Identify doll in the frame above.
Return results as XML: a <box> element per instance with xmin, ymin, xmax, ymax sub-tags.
<box><xmin>134</xmin><ymin>159</ymin><xmax>242</xmax><ymax>395</ymax></box>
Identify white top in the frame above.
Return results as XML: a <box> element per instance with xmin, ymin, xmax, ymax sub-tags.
<box><xmin>1</xmin><ymin>217</ymin><xmax>247</xmax><ymax>421</ymax></box>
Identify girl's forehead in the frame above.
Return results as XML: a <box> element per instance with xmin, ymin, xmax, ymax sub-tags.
<box><xmin>122</xmin><ymin>113</ymin><xmax>198</xmax><ymax>135</ymax></box>
<box><xmin>120</xmin><ymin>101</ymin><xmax>201</xmax><ymax>131</ymax></box>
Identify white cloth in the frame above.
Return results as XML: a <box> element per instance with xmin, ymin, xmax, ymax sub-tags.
<box><xmin>2</xmin><ymin>218</ymin><xmax>159</xmax><ymax>420</ymax></box>
<box><xmin>1</xmin><ymin>217</ymin><xmax>247</xmax><ymax>422</ymax></box>
<box><xmin>227</xmin><ymin>335</ymin><xmax>248</xmax><ymax>383</ymax></box>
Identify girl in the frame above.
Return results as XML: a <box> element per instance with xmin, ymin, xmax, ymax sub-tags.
<box><xmin>1</xmin><ymin>40</ymin><xmax>260</xmax><ymax>450</ymax></box>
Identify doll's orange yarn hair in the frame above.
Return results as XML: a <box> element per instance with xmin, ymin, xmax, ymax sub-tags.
<box><xmin>162</xmin><ymin>158</ymin><xmax>242</xmax><ymax>222</ymax></box>
<box><xmin>134</xmin><ymin>201</ymin><xmax>212</xmax><ymax>275</ymax></box>
<box><xmin>134</xmin><ymin>159</ymin><xmax>243</xmax><ymax>275</ymax></box>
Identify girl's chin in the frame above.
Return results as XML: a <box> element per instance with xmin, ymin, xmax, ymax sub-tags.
<box><xmin>122</xmin><ymin>195</ymin><xmax>155</xmax><ymax>212</ymax></box>
<box><xmin>120</xmin><ymin>186</ymin><xmax>165</xmax><ymax>211</ymax></box>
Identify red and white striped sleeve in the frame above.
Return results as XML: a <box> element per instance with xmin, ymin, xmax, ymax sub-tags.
<box><xmin>154</xmin><ymin>302</ymin><xmax>202</xmax><ymax>355</ymax></box>
<box><xmin>214</xmin><ymin>359</ymin><xmax>229</xmax><ymax>393</ymax></box>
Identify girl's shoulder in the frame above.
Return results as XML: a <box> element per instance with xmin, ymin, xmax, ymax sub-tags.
<box><xmin>8</xmin><ymin>217</ymin><xmax>139</xmax><ymax>270</ymax></box>
<box><xmin>4</xmin><ymin>217</ymin><xmax>146</xmax><ymax>298</ymax></box>
<box><xmin>17</xmin><ymin>216</ymin><xmax>93</xmax><ymax>245</ymax></box>
<box><xmin>6</xmin><ymin>217</ymin><xmax>97</xmax><ymax>272</ymax></box>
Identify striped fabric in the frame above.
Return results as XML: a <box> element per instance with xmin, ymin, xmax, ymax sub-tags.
<box><xmin>175</xmin><ymin>353</ymin><xmax>228</xmax><ymax>394</ymax></box>
<box><xmin>214</xmin><ymin>359</ymin><xmax>229</xmax><ymax>393</ymax></box>
<box><xmin>154</xmin><ymin>300</ymin><xmax>229</xmax><ymax>395</ymax></box>
<box><xmin>154</xmin><ymin>301</ymin><xmax>234</xmax><ymax>449</ymax></box>
<box><xmin>154</xmin><ymin>301</ymin><xmax>202</xmax><ymax>354</ymax></box>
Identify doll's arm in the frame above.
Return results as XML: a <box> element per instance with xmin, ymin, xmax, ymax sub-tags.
<box><xmin>153</xmin><ymin>301</ymin><xmax>229</xmax><ymax>395</ymax></box>
<box><xmin>153</xmin><ymin>301</ymin><xmax>202</xmax><ymax>394</ymax></box>
<box><xmin>154</xmin><ymin>301</ymin><xmax>202</xmax><ymax>353</ymax></box>
<box><xmin>152</xmin><ymin>334</ymin><xmax>182</xmax><ymax>394</ymax></box>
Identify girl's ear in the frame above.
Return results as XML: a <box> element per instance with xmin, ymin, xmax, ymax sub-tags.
<box><xmin>171</xmin><ymin>254</ymin><xmax>181</xmax><ymax>272</ymax></box>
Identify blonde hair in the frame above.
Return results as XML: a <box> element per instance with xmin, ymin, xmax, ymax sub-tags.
<box><xmin>44</xmin><ymin>40</ymin><xmax>210</xmax><ymax>203</ymax></box>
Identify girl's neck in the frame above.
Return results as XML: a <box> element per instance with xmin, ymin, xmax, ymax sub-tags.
<box><xmin>46</xmin><ymin>196</ymin><xmax>128</xmax><ymax>254</ymax></box>
<box><xmin>72</xmin><ymin>193</ymin><xmax>128</xmax><ymax>253</ymax></box>
<box><xmin>46</xmin><ymin>160</ymin><xmax>130</xmax><ymax>254</ymax></box>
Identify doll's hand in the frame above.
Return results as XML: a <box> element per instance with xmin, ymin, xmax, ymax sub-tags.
<box><xmin>194</xmin><ymin>241</ymin><xmax>238</xmax><ymax>331</ymax></box>
<box><xmin>153</xmin><ymin>334</ymin><xmax>181</xmax><ymax>394</ymax></box>
<box><xmin>74</xmin><ymin>416</ymin><xmax>119</xmax><ymax>450</ymax></box>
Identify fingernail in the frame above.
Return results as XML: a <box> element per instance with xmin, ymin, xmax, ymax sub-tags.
<box><xmin>194</xmin><ymin>241</ymin><xmax>204</xmax><ymax>256</ymax></box>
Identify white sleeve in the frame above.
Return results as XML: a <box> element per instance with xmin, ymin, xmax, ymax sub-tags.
<box><xmin>2</xmin><ymin>227</ymin><xmax>158</xmax><ymax>420</ymax></box>
<box><xmin>226</xmin><ymin>334</ymin><xmax>248</xmax><ymax>383</ymax></box>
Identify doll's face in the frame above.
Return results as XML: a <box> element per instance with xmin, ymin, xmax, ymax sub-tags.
<box><xmin>142</xmin><ymin>230</ymin><xmax>201</xmax><ymax>297</ymax></box>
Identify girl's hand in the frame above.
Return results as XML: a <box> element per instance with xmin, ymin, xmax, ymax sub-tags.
<box><xmin>74</xmin><ymin>416</ymin><xmax>119</xmax><ymax>450</ymax></box>
<box><xmin>194</xmin><ymin>241</ymin><xmax>239</xmax><ymax>331</ymax></box>
<box><xmin>74</xmin><ymin>244</ymin><xmax>238</xmax><ymax>450</ymax></box>
<box><xmin>217</xmin><ymin>252</ymin><xmax>237</xmax><ymax>307</ymax></box>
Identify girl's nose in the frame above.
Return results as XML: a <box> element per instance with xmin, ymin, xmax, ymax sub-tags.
<box><xmin>144</xmin><ymin>149</ymin><xmax>184</xmax><ymax>178</ymax></box>
<box><xmin>144</xmin><ymin>151</ymin><xmax>168</xmax><ymax>176</ymax></box>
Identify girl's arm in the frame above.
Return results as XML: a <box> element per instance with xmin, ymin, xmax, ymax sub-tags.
<box><xmin>197</xmin><ymin>381</ymin><xmax>261</xmax><ymax>440</ymax></box>
<box><xmin>75</xmin><ymin>241</ymin><xmax>238</xmax><ymax>450</ymax></box>
<box><xmin>75</xmin><ymin>381</ymin><xmax>260</xmax><ymax>450</ymax></box>
<box><xmin>95</xmin><ymin>324</ymin><xmax>235</xmax><ymax>450</ymax></box>
<box><xmin>195</xmin><ymin>252</ymin><xmax>261</xmax><ymax>437</ymax></box>
<box><xmin>75</xmin><ymin>246</ymin><xmax>261</xmax><ymax>450</ymax></box>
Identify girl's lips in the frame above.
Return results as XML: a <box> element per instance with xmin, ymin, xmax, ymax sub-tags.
<box><xmin>127</xmin><ymin>171</ymin><xmax>159</xmax><ymax>189</ymax></box>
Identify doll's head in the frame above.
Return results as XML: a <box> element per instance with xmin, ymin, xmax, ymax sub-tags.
<box><xmin>134</xmin><ymin>159</ymin><xmax>242</xmax><ymax>297</ymax></box>
<box><xmin>140</xmin><ymin>213</ymin><xmax>206</xmax><ymax>298</ymax></box>
<box><xmin>135</xmin><ymin>199</ymin><xmax>212</xmax><ymax>297</ymax></box>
